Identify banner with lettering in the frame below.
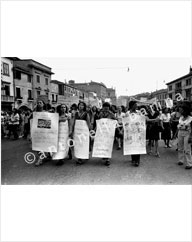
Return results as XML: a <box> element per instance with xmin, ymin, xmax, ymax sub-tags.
<box><xmin>165</xmin><ymin>98</ymin><xmax>173</xmax><ymax>109</ymax></box>
<box><xmin>123</xmin><ymin>114</ymin><xmax>146</xmax><ymax>155</ymax></box>
<box><xmin>74</xmin><ymin>120</ymin><xmax>90</xmax><ymax>159</ymax></box>
<box><xmin>92</xmin><ymin>118</ymin><xmax>117</xmax><ymax>158</ymax></box>
<box><xmin>52</xmin><ymin>121</ymin><xmax>69</xmax><ymax>160</ymax></box>
<box><xmin>31</xmin><ymin>112</ymin><xmax>59</xmax><ymax>152</ymax></box>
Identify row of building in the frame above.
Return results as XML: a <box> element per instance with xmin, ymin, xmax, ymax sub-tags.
<box><xmin>1</xmin><ymin>57</ymin><xmax>117</xmax><ymax>111</ymax></box>
<box><xmin>117</xmin><ymin>66</ymin><xmax>192</xmax><ymax>108</ymax></box>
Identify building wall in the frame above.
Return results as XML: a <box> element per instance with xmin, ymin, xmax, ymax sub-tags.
<box><xmin>167</xmin><ymin>74</ymin><xmax>192</xmax><ymax>101</ymax></box>
<box><xmin>70</xmin><ymin>81</ymin><xmax>107</xmax><ymax>101</ymax></box>
<box><xmin>106</xmin><ymin>88</ymin><xmax>117</xmax><ymax>105</ymax></box>
<box><xmin>14</xmin><ymin>72</ymin><xmax>33</xmax><ymax>109</ymax></box>
<box><xmin>32</xmin><ymin>69</ymin><xmax>51</xmax><ymax>101</ymax></box>
<box><xmin>1</xmin><ymin>58</ymin><xmax>14</xmax><ymax>96</ymax></box>
<box><xmin>1</xmin><ymin>58</ymin><xmax>14</xmax><ymax>110</ymax></box>
<box><xmin>50</xmin><ymin>83</ymin><xmax>59</xmax><ymax>105</ymax></box>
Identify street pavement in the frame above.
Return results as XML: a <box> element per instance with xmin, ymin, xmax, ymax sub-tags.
<box><xmin>1</xmin><ymin>137</ymin><xmax>192</xmax><ymax>185</ymax></box>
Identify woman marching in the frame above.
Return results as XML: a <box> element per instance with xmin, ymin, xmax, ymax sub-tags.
<box><xmin>32</xmin><ymin>99</ymin><xmax>48</xmax><ymax>166</ymax></box>
<box><xmin>115</xmin><ymin>106</ymin><xmax>125</xmax><ymax>150</ymax></box>
<box><xmin>160</xmin><ymin>107</ymin><xmax>172</xmax><ymax>148</ymax></box>
<box><xmin>70</xmin><ymin>101</ymin><xmax>91</xmax><ymax>165</ymax></box>
<box><xmin>125</xmin><ymin>100</ymin><xmax>144</xmax><ymax>167</ymax></box>
<box><xmin>177</xmin><ymin>103</ymin><xmax>192</xmax><ymax>169</ymax></box>
<box><xmin>98</xmin><ymin>102</ymin><xmax>116</xmax><ymax>166</ymax></box>
<box><xmin>54</xmin><ymin>104</ymin><xmax>72</xmax><ymax>166</ymax></box>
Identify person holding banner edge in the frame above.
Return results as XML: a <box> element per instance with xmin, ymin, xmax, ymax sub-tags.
<box><xmin>69</xmin><ymin>101</ymin><xmax>91</xmax><ymax>165</ymax></box>
<box><xmin>54</xmin><ymin>104</ymin><xmax>72</xmax><ymax>166</ymax></box>
<box><xmin>125</xmin><ymin>100</ymin><xmax>142</xmax><ymax>167</ymax></box>
<box><xmin>98</xmin><ymin>102</ymin><xmax>117</xmax><ymax>166</ymax></box>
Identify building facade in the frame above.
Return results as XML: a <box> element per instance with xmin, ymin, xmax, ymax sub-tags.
<box><xmin>151</xmin><ymin>88</ymin><xmax>168</xmax><ymax>107</ymax></box>
<box><xmin>106</xmin><ymin>88</ymin><xmax>117</xmax><ymax>105</ymax></box>
<box><xmin>13</xmin><ymin>60</ymin><xmax>34</xmax><ymax>110</ymax></box>
<box><xmin>68</xmin><ymin>80</ymin><xmax>107</xmax><ymax>101</ymax></box>
<box><xmin>13</xmin><ymin>59</ymin><xmax>54</xmax><ymax>105</ymax></box>
<box><xmin>1</xmin><ymin>58</ymin><xmax>14</xmax><ymax>111</ymax></box>
<box><xmin>166</xmin><ymin>67</ymin><xmax>192</xmax><ymax>101</ymax></box>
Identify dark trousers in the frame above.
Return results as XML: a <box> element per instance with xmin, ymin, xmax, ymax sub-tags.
<box><xmin>131</xmin><ymin>154</ymin><xmax>140</xmax><ymax>162</ymax></box>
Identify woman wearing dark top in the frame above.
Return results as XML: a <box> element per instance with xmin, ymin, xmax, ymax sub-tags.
<box><xmin>70</xmin><ymin>101</ymin><xmax>91</xmax><ymax>165</ymax></box>
<box><xmin>147</xmin><ymin>108</ymin><xmax>162</xmax><ymax>157</ymax></box>
<box><xmin>98</xmin><ymin>102</ymin><xmax>116</xmax><ymax>166</ymax></box>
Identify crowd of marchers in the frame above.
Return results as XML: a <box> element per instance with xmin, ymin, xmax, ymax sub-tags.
<box><xmin>1</xmin><ymin>99</ymin><xmax>192</xmax><ymax>169</ymax></box>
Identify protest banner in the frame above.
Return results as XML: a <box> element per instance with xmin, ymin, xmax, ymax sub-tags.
<box><xmin>74</xmin><ymin>120</ymin><xmax>90</xmax><ymax>159</ymax></box>
<box><xmin>165</xmin><ymin>98</ymin><xmax>173</xmax><ymax>109</ymax></box>
<box><xmin>31</xmin><ymin>112</ymin><xmax>59</xmax><ymax>152</ymax></box>
<box><xmin>92</xmin><ymin>119</ymin><xmax>117</xmax><ymax>158</ymax></box>
<box><xmin>123</xmin><ymin>114</ymin><xmax>146</xmax><ymax>155</ymax></box>
<box><xmin>52</xmin><ymin>121</ymin><xmax>69</xmax><ymax>160</ymax></box>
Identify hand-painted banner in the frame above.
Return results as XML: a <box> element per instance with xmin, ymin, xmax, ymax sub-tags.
<box><xmin>52</xmin><ymin>121</ymin><xmax>69</xmax><ymax>160</ymax></box>
<box><xmin>165</xmin><ymin>98</ymin><xmax>173</xmax><ymax>109</ymax></box>
<box><xmin>92</xmin><ymin>118</ymin><xmax>117</xmax><ymax>158</ymax></box>
<box><xmin>31</xmin><ymin>112</ymin><xmax>59</xmax><ymax>152</ymax></box>
<box><xmin>74</xmin><ymin>120</ymin><xmax>90</xmax><ymax>159</ymax></box>
<box><xmin>123</xmin><ymin>114</ymin><xmax>146</xmax><ymax>155</ymax></box>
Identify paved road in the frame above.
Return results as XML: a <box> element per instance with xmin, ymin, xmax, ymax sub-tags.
<box><xmin>1</xmin><ymin>138</ymin><xmax>192</xmax><ymax>184</ymax></box>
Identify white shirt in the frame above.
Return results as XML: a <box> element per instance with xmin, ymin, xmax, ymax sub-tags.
<box><xmin>160</xmin><ymin>113</ymin><xmax>171</xmax><ymax>123</ymax></box>
<box><xmin>178</xmin><ymin>115</ymin><xmax>192</xmax><ymax>132</ymax></box>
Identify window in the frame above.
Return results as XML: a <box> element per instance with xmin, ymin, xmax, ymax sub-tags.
<box><xmin>3</xmin><ymin>63</ymin><xmax>9</xmax><ymax>76</ymax></box>
<box><xmin>176</xmin><ymin>82</ymin><xmax>181</xmax><ymax>89</ymax></box>
<box><xmin>55</xmin><ymin>95</ymin><xmax>58</xmax><ymax>102</ymax></box>
<box><xmin>4</xmin><ymin>85</ymin><xmax>10</xmax><ymax>96</ymax></box>
<box><xmin>169</xmin><ymin>85</ymin><xmax>172</xmax><ymax>91</ymax></box>
<box><xmin>28</xmin><ymin>75</ymin><xmax>31</xmax><ymax>82</ymax></box>
<box><xmin>169</xmin><ymin>94</ymin><xmax>172</xmax><ymax>99</ymax></box>
<box><xmin>16</xmin><ymin>87</ymin><xmax>21</xmax><ymax>98</ymax></box>
<box><xmin>45</xmin><ymin>78</ymin><xmax>48</xmax><ymax>85</ymax></box>
<box><xmin>52</xmin><ymin>94</ymin><xmax>54</xmax><ymax>102</ymax></box>
<box><xmin>14</xmin><ymin>70</ymin><xmax>21</xmax><ymax>80</ymax></box>
<box><xmin>37</xmin><ymin>90</ymin><xmax>41</xmax><ymax>97</ymax></box>
<box><xmin>28</xmin><ymin>90</ymin><xmax>32</xmax><ymax>99</ymax></box>
<box><xmin>186</xmin><ymin>78</ymin><xmax>191</xmax><ymax>86</ymax></box>
<box><xmin>36</xmin><ymin>75</ymin><xmax>40</xmax><ymax>83</ymax></box>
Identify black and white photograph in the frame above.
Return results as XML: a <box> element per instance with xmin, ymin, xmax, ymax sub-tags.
<box><xmin>1</xmin><ymin>57</ymin><xmax>192</xmax><ymax>185</ymax></box>
<box><xmin>1</xmin><ymin>1</ymin><xmax>191</xmax><ymax>241</ymax></box>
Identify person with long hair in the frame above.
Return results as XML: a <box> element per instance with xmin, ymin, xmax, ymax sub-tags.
<box><xmin>146</xmin><ymin>106</ymin><xmax>162</xmax><ymax>157</ymax></box>
<box><xmin>115</xmin><ymin>106</ymin><xmax>125</xmax><ymax>150</ymax></box>
<box><xmin>54</xmin><ymin>104</ymin><xmax>72</xmax><ymax>166</ymax></box>
<box><xmin>177</xmin><ymin>104</ymin><xmax>192</xmax><ymax>169</ymax></box>
<box><xmin>70</xmin><ymin>101</ymin><xmax>91</xmax><ymax>165</ymax></box>
<box><xmin>125</xmin><ymin>101</ymin><xmax>142</xmax><ymax>167</ymax></box>
<box><xmin>98</xmin><ymin>102</ymin><xmax>116</xmax><ymax>166</ymax></box>
<box><xmin>33</xmin><ymin>99</ymin><xmax>47</xmax><ymax>166</ymax></box>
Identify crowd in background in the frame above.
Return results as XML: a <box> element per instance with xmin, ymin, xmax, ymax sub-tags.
<box><xmin>1</xmin><ymin>99</ymin><xmax>192</xmax><ymax>169</ymax></box>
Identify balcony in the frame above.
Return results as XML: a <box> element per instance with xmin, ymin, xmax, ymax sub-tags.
<box><xmin>1</xmin><ymin>95</ymin><xmax>14</xmax><ymax>102</ymax></box>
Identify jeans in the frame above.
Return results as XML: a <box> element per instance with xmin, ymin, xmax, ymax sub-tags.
<box><xmin>178</xmin><ymin>130</ymin><xmax>192</xmax><ymax>166</ymax></box>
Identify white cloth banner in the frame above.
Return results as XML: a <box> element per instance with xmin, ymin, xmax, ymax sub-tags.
<box><xmin>165</xmin><ymin>98</ymin><xmax>173</xmax><ymax>109</ymax></box>
<box><xmin>123</xmin><ymin>114</ymin><xmax>146</xmax><ymax>155</ymax></box>
<box><xmin>92</xmin><ymin>118</ymin><xmax>117</xmax><ymax>158</ymax></box>
<box><xmin>31</xmin><ymin>112</ymin><xmax>59</xmax><ymax>152</ymax></box>
<box><xmin>74</xmin><ymin>120</ymin><xmax>90</xmax><ymax>159</ymax></box>
<box><xmin>52</xmin><ymin>121</ymin><xmax>69</xmax><ymax>160</ymax></box>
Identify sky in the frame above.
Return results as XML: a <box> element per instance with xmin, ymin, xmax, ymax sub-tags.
<box><xmin>34</xmin><ymin>58</ymin><xmax>192</xmax><ymax>97</ymax></box>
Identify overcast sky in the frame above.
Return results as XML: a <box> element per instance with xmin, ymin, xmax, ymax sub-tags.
<box><xmin>34</xmin><ymin>58</ymin><xmax>192</xmax><ymax>97</ymax></box>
